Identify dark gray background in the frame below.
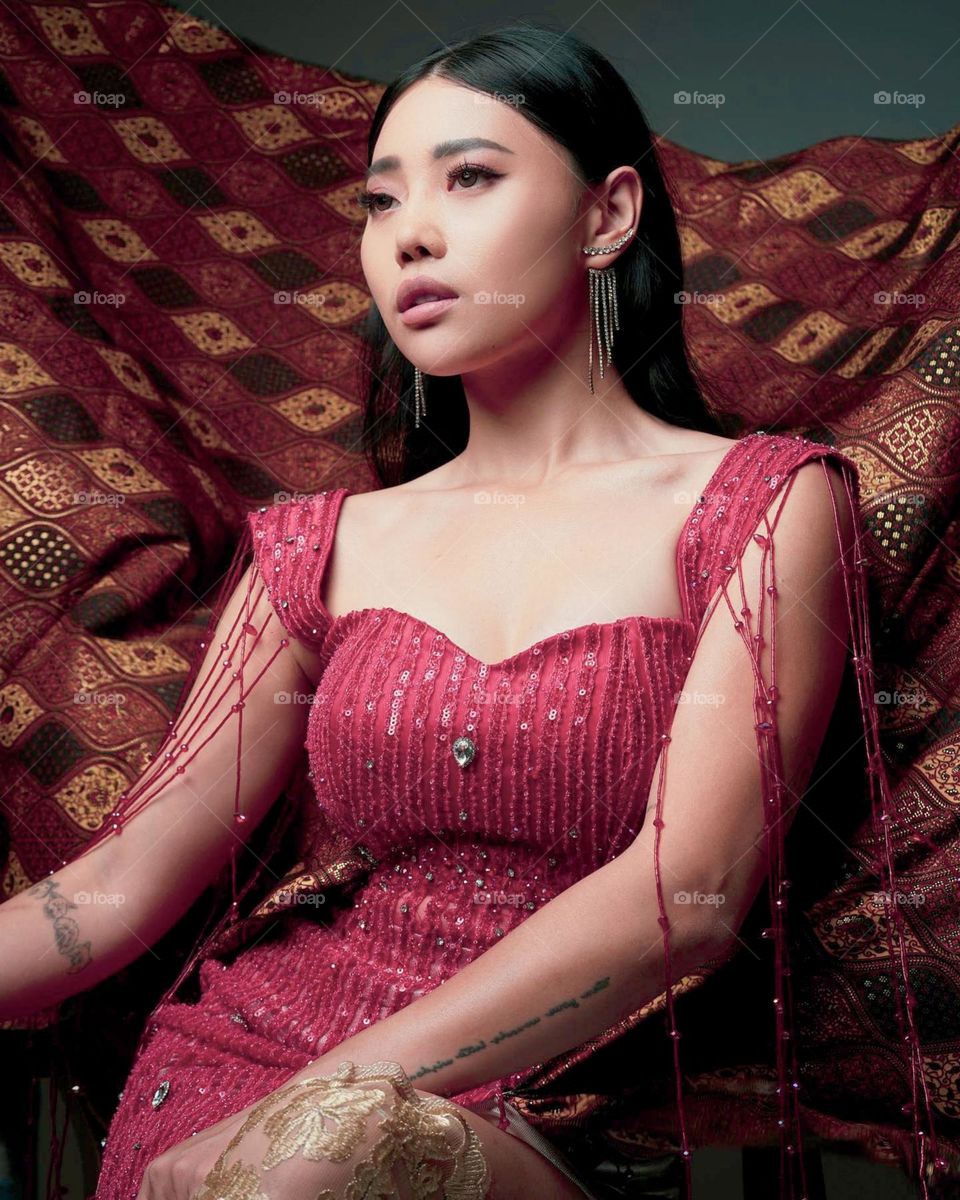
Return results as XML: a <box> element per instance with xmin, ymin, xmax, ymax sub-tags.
<box><xmin>155</xmin><ymin>3</ymin><xmax>950</xmax><ymax>1196</ymax></box>
<box><xmin>169</xmin><ymin>0</ymin><xmax>959</xmax><ymax>158</ymax></box>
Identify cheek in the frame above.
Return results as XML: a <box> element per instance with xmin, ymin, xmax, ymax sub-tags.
<box><xmin>359</xmin><ymin>235</ymin><xmax>379</xmax><ymax>291</ymax></box>
<box><xmin>455</xmin><ymin>206</ymin><xmax>578</xmax><ymax>316</ymax></box>
<box><xmin>484</xmin><ymin>246</ymin><xmax>578</xmax><ymax>333</ymax></box>
<box><xmin>360</xmin><ymin>235</ymin><xmax>397</xmax><ymax>320</ymax></box>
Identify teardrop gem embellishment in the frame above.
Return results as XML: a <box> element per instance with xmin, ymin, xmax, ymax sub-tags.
<box><xmin>452</xmin><ymin>736</ymin><xmax>476</xmax><ymax>768</ymax></box>
<box><xmin>151</xmin><ymin>1080</ymin><xmax>170</xmax><ymax>1109</ymax></box>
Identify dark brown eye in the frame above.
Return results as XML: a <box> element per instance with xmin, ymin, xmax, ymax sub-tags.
<box><xmin>358</xmin><ymin>161</ymin><xmax>502</xmax><ymax>219</ymax></box>
<box><xmin>444</xmin><ymin>161</ymin><xmax>501</xmax><ymax>189</ymax></box>
<box><xmin>356</xmin><ymin>190</ymin><xmax>393</xmax><ymax>213</ymax></box>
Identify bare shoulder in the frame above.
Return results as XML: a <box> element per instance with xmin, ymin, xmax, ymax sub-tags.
<box><xmin>774</xmin><ymin>451</ymin><xmax>857</xmax><ymax>555</ymax></box>
<box><xmin>664</xmin><ymin>429</ymin><xmax>739</xmax><ymax>458</ymax></box>
<box><xmin>630</xmin><ymin>428</ymin><xmax>741</xmax><ymax>495</ymax></box>
<box><xmin>334</xmin><ymin>475</ymin><xmax>422</xmax><ymax>543</ymax></box>
<box><xmin>661</xmin><ymin>430</ymin><xmax>852</xmax><ymax>524</ymax></box>
<box><xmin>333</xmin><ymin>461</ymin><xmax>503</xmax><ymax>545</ymax></box>
<box><xmin>661</xmin><ymin>429</ymin><xmax>740</xmax><ymax>472</ymax></box>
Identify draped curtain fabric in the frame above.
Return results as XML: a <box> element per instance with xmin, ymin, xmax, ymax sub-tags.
<box><xmin>0</xmin><ymin>0</ymin><xmax>957</xmax><ymax>1189</ymax></box>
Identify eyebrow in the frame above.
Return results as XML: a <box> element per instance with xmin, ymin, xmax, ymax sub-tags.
<box><xmin>364</xmin><ymin>137</ymin><xmax>514</xmax><ymax>183</ymax></box>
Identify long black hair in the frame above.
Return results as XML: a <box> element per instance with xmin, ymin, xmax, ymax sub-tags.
<box><xmin>354</xmin><ymin>19</ymin><xmax>724</xmax><ymax>487</ymax></box>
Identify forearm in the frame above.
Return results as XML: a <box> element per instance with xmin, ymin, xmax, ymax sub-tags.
<box><xmin>0</xmin><ymin>845</ymin><xmax>155</xmax><ymax>1021</ymax></box>
<box><xmin>0</xmin><ymin>745</ymin><xmax>291</xmax><ymax>1024</ymax></box>
<box><xmin>293</xmin><ymin>841</ymin><xmax>724</xmax><ymax>1099</ymax></box>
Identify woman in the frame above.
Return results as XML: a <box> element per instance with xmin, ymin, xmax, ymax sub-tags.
<box><xmin>0</xmin><ymin>20</ymin><xmax>935</xmax><ymax>1200</ymax></box>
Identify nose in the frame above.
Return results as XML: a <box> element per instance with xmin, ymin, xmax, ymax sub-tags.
<box><xmin>397</xmin><ymin>241</ymin><xmax>438</xmax><ymax>266</ymax></box>
<box><xmin>393</xmin><ymin>194</ymin><xmax>445</xmax><ymax>267</ymax></box>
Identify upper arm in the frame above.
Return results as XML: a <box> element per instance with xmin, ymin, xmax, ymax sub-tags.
<box><xmin>97</xmin><ymin>558</ymin><xmax>316</xmax><ymax>932</ymax></box>
<box><xmin>625</xmin><ymin>456</ymin><xmax>857</xmax><ymax>946</ymax></box>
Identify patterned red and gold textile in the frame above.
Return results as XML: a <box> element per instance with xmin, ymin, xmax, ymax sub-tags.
<box><xmin>0</xmin><ymin>2</ymin><xmax>958</xmax><ymax>1194</ymax></box>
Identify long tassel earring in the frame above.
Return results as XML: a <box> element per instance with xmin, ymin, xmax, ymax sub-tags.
<box><xmin>413</xmin><ymin>365</ymin><xmax>426</xmax><ymax>429</ymax></box>
<box><xmin>581</xmin><ymin>226</ymin><xmax>635</xmax><ymax>394</ymax></box>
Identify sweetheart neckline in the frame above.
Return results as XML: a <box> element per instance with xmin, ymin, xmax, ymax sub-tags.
<box><xmin>314</xmin><ymin>441</ymin><xmax>748</xmax><ymax>676</ymax></box>
<box><xmin>312</xmin><ymin>436</ymin><xmax>768</xmax><ymax>672</ymax></box>
<box><xmin>326</xmin><ymin>603</ymin><xmax>695</xmax><ymax>672</ymax></box>
<box><xmin>314</xmin><ymin>435</ymin><xmax>761</xmax><ymax>670</ymax></box>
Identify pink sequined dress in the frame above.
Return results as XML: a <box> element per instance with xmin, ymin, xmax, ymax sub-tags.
<box><xmin>92</xmin><ymin>431</ymin><xmax>932</xmax><ymax>1198</ymax></box>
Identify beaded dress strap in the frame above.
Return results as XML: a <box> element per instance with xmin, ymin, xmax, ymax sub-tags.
<box><xmin>247</xmin><ymin>490</ymin><xmax>343</xmax><ymax>653</ymax></box>
<box><xmin>679</xmin><ymin>433</ymin><xmax>850</xmax><ymax>635</ymax></box>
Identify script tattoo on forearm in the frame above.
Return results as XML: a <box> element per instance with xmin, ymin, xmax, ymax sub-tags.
<box><xmin>26</xmin><ymin>878</ymin><xmax>93</xmax><ymax>975</ymax></box>
<box><xmin>408</xmin><ymin>976</ymin><xmax>611</xmax><ymax>1084</ymax></box>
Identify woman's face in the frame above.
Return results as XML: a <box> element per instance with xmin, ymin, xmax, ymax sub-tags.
<box><xmin>359</xmin><ymin>76</ymin><xmax>591</xmax><ymax>380</ymax></box>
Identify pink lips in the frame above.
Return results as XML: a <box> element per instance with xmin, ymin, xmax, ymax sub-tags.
<box><xmin>395</xmin><ymin>276</ymin><xmax>461</xmax><ymax>327</ymax></box>
<box><xmin>398</xmin><ymin>296</ymin><xmax>459</xmax><ymax>326</ymax></box>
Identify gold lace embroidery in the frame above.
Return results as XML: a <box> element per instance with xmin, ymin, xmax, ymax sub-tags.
<box><xmin>194</xmin><ymin>1059</ymin><xmax>493</xmax><ymax>1200</ymax></box>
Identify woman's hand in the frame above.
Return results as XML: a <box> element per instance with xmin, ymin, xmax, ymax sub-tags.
<box><xmin>133</xmin><ymin>1059</ymin><xmax>488</xmax><ymax>1200</ymax></box>
<box><xmin>135</xmin><ymin>1100</ymin><xmax>256</xmax><ymax>1200</ymax></box>
<box><xmin>136</xmin><ymin>1093</ymin><xmax>335</xmax><ymax>1200</ymax></box>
